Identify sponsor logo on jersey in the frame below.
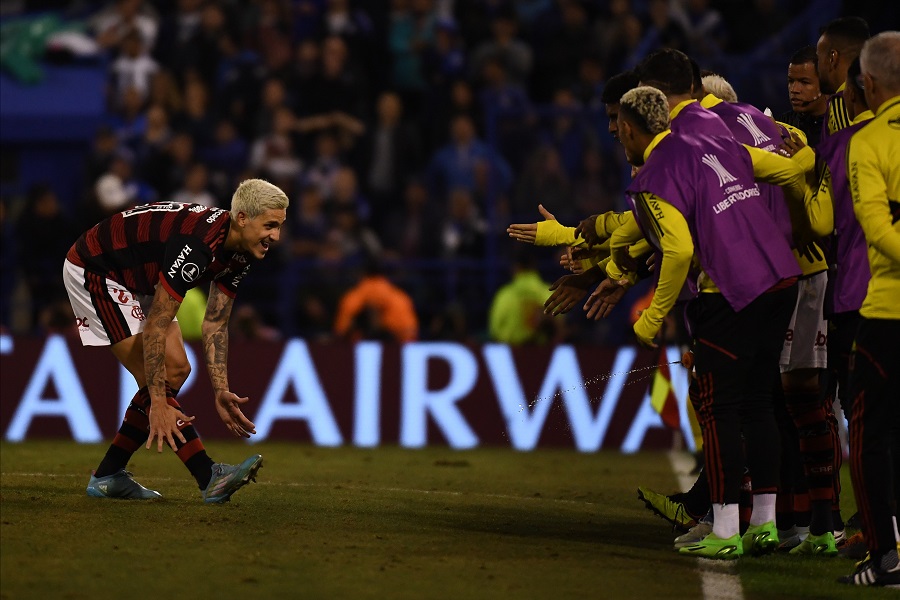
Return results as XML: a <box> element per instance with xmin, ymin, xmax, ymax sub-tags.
<box><xmin>181</xmin><ymin>263</ymin><xmax>200</xmax><ymax>282</ymax></box>
<box><xmin>736</xmin><ymin>113</ymin><xmax>771</xmax><ymax>145</ymax></box>
<box><xmin>189</xmin><ymin>205</ymin><xmax>206</xmax><ymax>213</ymax></box>
<box><xmin>167</xmin><ymin>244</ymin><xmax>193</xmax><ymax>278</ymax></box>
<box><xmin>75</xmin><ymin>317</ymin><xmax>89</xmax><ymax>329</ymax></box>
<box><xmin>206</xmin><ymin>209</ymin><xmax>226</xmax><ymax>224</ymax></box>
<box><xmin>701</xmin><ymin>153</ymin><xmax>738</xmax><ymax>187</ymax></box>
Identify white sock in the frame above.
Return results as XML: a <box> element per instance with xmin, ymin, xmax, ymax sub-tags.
<box><xmin>712</xmin><ymin>503</ymin><xmax>739</xmax><ymax>539</ymax></box>
<box><xmin>749</xmin><ymin>493</ymin><xmax>776</xmax><ymax>526</ymax></box>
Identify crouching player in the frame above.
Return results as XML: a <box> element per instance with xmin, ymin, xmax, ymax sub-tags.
<box><xmin>62</xmin><ymin>179</ymin><xmax>288</xmax><ymax>503</ymax></box>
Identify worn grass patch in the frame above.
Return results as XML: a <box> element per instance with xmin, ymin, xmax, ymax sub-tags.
<box><xmin>0</xmin><ymin>442</ymin><xmax>890</xmax><ymax>599</ymax></box>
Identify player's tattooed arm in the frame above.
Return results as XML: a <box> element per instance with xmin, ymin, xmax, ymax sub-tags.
<box><xmin>202</xmin><ymin>283</ymin><xmax>235</xmax><ymax>394</ymax></box>
<box><xmin>144</xmin><ymin>284</ymin><xmax>191</xmax><ymax>452</ymax></box>
<box><xmin>202</xmin><ymin>284</ymin><xmax>256</xmax><ymax>438</ymax></box>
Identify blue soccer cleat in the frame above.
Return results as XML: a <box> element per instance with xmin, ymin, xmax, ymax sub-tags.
<box><xmin>86</xmin><ymin>470</ymin><xmax>162</xmax><ymax>500</ymax></box>
<box><xmin>202</xmin><ymin>454</ymin><xmax>263</xmax><ymax>504</ymax></box>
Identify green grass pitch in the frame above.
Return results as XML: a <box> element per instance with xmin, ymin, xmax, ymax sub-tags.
<box><xmin>0</xmin><ymin>441</ymin><xmax>892</xmax><ymax>599</ymax></box>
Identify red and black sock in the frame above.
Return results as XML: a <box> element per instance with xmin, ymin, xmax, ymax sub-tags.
<box><xmin>166</xmin><ymin>393</ymin><xmax>214</xmax><ymax>490</ymax></box>
<box><xmin>784</xmin><ymin>387</ymin><xmax>834</xmax><ymax>535</ymax></box>
<box><xmin>95</xmin><ymin>387</ymin><xmax>153</xmax><ymax>477</ymax></box>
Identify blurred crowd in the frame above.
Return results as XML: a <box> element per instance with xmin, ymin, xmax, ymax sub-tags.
<box><xmin>0</xmin><ymin>0</ymin><xmax>818</xmax><ymax>343</ymax></box>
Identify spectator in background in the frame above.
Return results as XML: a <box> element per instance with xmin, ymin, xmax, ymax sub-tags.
<box><xmin>334</xmin><ymin>259</ymin><xmax>419</xmax><ymax>343</ymax></box>
<box><xmin>426</xmin><ymin>78</ymin><xmax>481</xmax><ymax>150</ymax></box>
<box><xmin>180</xmin><ymin>1</ymin><xmax>238</xmax><ymax>89</ymax></box>
<box><xmin>110</xmin><ymin>28</ymin><xmax>159</xmax><ymax>108</ymax></box>
<box><xmin>674</xmin><ymin>0</ymin><xmax>726</xmax><ymax>62</ymax></box>
<box><xmin>110</xmin><ymin>86</ymin><xmax>149</xmax><ymax>149</ymax></box>
<box><xmin>442</xmin><ymin>187</ymin><xmax>486</xmax><ymax>259</ymax></box>
<box><xmin>512</xmin><ymin>146</ymin><xmax>573</xmax><ymax>220</ymax></box>
<box><xmin>290</xmin><ymin>183</ymin><xmax>330</xmax><ymax>259</ymax></box>
<box><xmin>84</xmin><ymin>125</ymin><xmax>120</xmax><ymax>185</ymax></box>
<box><xmin>478</xmin><ymin>57</ymin><xmax>534</xmax><ymax>171</ymax></box>
<box><xmin>321</xmin><ymin>203</ymin><xmax>383</xmax><ymax>265</ymax></box>
<box><xmin>574</xmin><ymin>146</ymin><xmax>621</xmax><ymax>215</ymax></box>
<box><xmin>330</xmin><ymin>167</ymin><xmax>371</xmax><ymax>222</ymax></box>
<box><xmin>303</xmin><ymin>130</ymin><xmax>343</xmax><ymax>199</ymax></box>
<box><xmin>539</xmin><ymin>87</ymin><xmax>595</xmax><ymax>179</ymax></box>
<box><xmin>469</xmin><ymin>10</ymin><xmax>533</xmax><ymax>87</ymax></box>
<box><xmin>363</xmin><ymin>91</ymin><xmax>423</xmax><ymax>225</ymax></box>
<box><xmin>172</xmin><ymin>163</ymin><xmax>216</xmax><ymax>207</ymax></box>
<box><xmin>531</xmin><ymin>0</ymin><xmax>591</xmax><ymax>101</ymax></box>
<box><xmin>134</xmin><ymin>104</ymin><xmax>172</xmax><ymax>170</ymax></box>
<box><xmin>249</xmin><ymin>106</ymin><xmax>304</xmax><ymax>186</ymax></box>
<box><xmin>152</xmin><ymin>0</ymin><xmax>204</xmax><ymax>71</ymax></box>
<box><xmin>426</xmin><ymin>114</ymin><xmax>512</xmax><ymax>203</ymax></box>
<box><xmin>422</xmin><ymin>17</ymin><xmax>466</xmax><ymax>98</ymax></box>
<box><xmin>145</xmin><ymin>131</ymin><xmax>195</xmax><ymax>197</ymax></box>
<box><xmin>15</xmin><ymin>185</ymin><xmax>79</xmax><ymax>331</ymax></box>
<box><xmin>92</xmin><ymin>0</ymin><xmax>159</xmax><ymax>51</ymax></box>
<box><xmin>382</xmin><ymin>178</ymin><xmax>444</xmax><ymax>259</ymax></box>
<box><xmin>147</xmin><ymin>68</ymin><xmax>184</xmax><ymax>117</ymax></box>
<box><xmin>388</xmin><ymin>0</ymin><xmax>437</xmax><ymax>111</ymax></box>
<box><xmin>201</xmin><ymin>119</ymin><xmax>249</xmax><ymax>196</ymax></box>
<box><xmin>253</xmin><ymin>77</ymin><xmax>290</xmax><ymax>138</ymax></box>
<box><xmin>729</xmin><ymin>0</ymin><xmax>789</xmax><ymax>53</ymax></box>
<box><xmin>93</xmin><ymin>150</ymin><xmax>140</xmax><ymax>218</ymax></box>
<box><xmin>175</xmin><ymin>79</ymin><xmax>216</xmax><ymax>147</ymax></box>
<box><xmin>631</xmin><ymin>0</ymin><xmax>689</xmax><ymax>64</ymax></box>
<box><xmin>488</xmin><ymin>252</ymin><xmax>556</xmax><ymax>345</ymax></box>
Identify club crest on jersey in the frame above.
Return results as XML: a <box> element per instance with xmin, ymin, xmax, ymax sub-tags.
<box><xmin>181</xmin><ymin>263</ymin><xmax>200</xmax><ymax>282</ymax></box>
<box><xmin>701</xmin><ymin>154</ymin><xmax>738</xmax><ymax>187</ymax></box>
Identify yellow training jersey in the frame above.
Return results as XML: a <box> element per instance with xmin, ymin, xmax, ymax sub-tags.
<box><xmin>847</xmin><ymin>95</ymin><xmax>900</xmax><ymax>319</ymax></box>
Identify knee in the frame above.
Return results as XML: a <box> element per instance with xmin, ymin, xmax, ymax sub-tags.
<box><xmin>167</xmin><ymin>359</ymin><xmax>191</xmax><ymax>389</ymax></box>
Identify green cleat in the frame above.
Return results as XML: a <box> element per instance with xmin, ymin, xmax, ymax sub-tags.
<box><xmin>86</xmin><ymin>470</ymin><xmax>162</xmax><ymax>500</ymax></box>
<box><xmin>742</xmin><ymin>521</ymin><xmax>779</xmax><ymax>556</ymax></box>
<box><xmin>790</xmin><ymin>531</ymin><xmax>838</xmax><ymax>556</ymax></box>
<box><xmin>637</xmin><ymin>486</ymin><xmax>697</xmax><ymax>531</ymax></box>
<box><xmin>674</xmin><ymin>521</ymin><xmax>713</xmax><ymax>550</ymax></box>
<box><xmin>678</xmin><ymin>532</ymin><xmax>743</xmax><ymax>560</ymax></box>
<box><xmin>202</xmin><ymin>454</ymin><xmax>263</xmax><ymax>504</ymax></box>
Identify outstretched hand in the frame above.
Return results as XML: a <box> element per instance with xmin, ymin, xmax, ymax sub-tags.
<box><xmin>574</xmin><ymin>214</ymin><xmax>601</xmax><ymax>247</ymax></box>
<box><xmin>215</xmin><ymin>391</ymin><xmax>257</xmax><ymax>438</ymax></box>
<box><xmin>544</xmin><ymin>270</ymin><xmax>602</xmax><ymax>316</ymax></box>
<box><xmin>147</xmin><ymin>402</ymin><xmax>194</xmax><ymax>453</ymax></box>
<box><xmin>583</xmin><ymin>278</ymin><xmax>630</xmax><ymax>320</ymax></box>
<box><xmin>507</xmin><ymin>204</ymin><xmax>556</xmax><ymax>244</ymax></box>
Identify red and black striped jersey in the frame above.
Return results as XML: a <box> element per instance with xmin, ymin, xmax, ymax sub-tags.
<box><xmin>66</xmin><ymin>202</ymin><xmax>253</xmax><ymax>302</ymax></box>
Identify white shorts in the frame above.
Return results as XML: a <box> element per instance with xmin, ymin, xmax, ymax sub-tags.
<box><xmin>63</xmin><ymin>259</ymin><xmax>165</xmax><ymax>346</ymax></box>
<box><xmin>780</xmin><ymin>271</ymin><xmax>828</xmax><ymax>372</ymax></box>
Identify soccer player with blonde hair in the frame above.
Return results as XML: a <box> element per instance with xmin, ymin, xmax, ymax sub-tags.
<box><xmin>63</xmin><ymin>179</ymin><xmax>288</xmax><ymax>502</ymax></box>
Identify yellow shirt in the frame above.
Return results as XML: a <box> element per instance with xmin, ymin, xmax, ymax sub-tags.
<box><xmin>826</xmin><ymin>82</ymin><xmax>851</xmax><ymax>137</ymax></box>
<box><xmin>848</xmin><ymin>96</ymin><xmax>900</xmax><ymax>319</ymax></box>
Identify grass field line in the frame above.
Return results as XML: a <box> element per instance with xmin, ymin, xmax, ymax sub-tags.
<box><xmin>668</xmin><ymin>452</ymin><xmax>745</xmax><ymax>600</ymax></box>
<box><xmin>2</xmin><ymin>471</ymin><xmax>603</xmax><ymax>507</ymax></box>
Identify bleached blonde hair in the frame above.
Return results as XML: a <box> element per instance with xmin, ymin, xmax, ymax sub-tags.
<box><xmin>860</xmin><ymin>31</ymin><xmax>900</xmax><ymax>93</ymax></box>
<box><xmin>230</xmin><ymin>179</ymin><xmax>289</xmax><ymax>219</ymax></box>
<box><xmin>701</xmin><ymin>74</ymin><xmax>738</xmax><ymax>103</ymax></box>
<box><xmin>619</xmin><ymin>86</ymin><xmax>670</xmax><ymax>135</ymax></box>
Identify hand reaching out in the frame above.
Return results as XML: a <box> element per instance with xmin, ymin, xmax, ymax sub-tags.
<box><xmin>215</xmin><ymin>390</ymin><xmax>257</xmax><ymax>438</ymax></box>
<box><xmin>507</xmin><ymin>204</ymin><xmax>556</xmax><ymax>244</ymax></box>
<box><xmin>583</xmin><ymin>278</ymin><xmax>630</xmax><ymax>320</ymax></box>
